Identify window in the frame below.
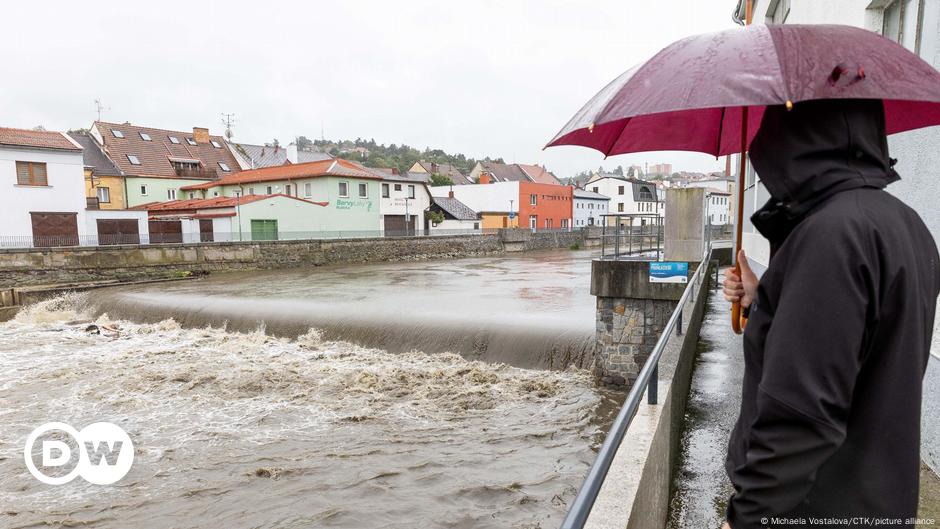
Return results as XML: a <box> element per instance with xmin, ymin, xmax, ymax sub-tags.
<box><xmin>561</xmin><ymin>219</ymin><xmax>569</xmax><ymax>229</ymax></box>
<box><xmin>218</xmin><ymin>162</ymin><xmax>231</xmax><ymax>172</ymax></box>
<box><xmin>15</xmin><ymin>161</ymin><xmax>47</xmax><ymax>186</ymax></box>
<box><xmin>168</xmin><ymin>136</ymin><xmax>180</xmax><ymax>144</ymax></box>
<box><xmin>189</xmin><ymin>192</ymin><xmax>195</xmax><ymax>199</ymax></box>
<box><xmin>127</xmin><ymin>154</ymin><xmax>141</xmax><ymax>165</ymax></box>
<box><xmin>592</xmin><ymin>186</ymin><xmax>599</xmax><ymax>193</ymax></box>
<box><xmin>304</xmin><ymin>183</ymin><xmax>312</xmax><ymax>197</ymax></box>
<box><xmin>248</xmin><ymin>187</ymin><xmax>255</xmax><ymax>195</ymax></box>
<box><xmin>529</xmin><ymin>216</ymin><xmax>537</xmax><ymax>230</ymax></box>
<box><xmin>358</xmin><ymin>183</ymin><xmax>368</xmax><ymax>198</ymax></box>
<box><xmin>883</xmin><ymin>0</ymin><xmax>917</xmax><ymax>50</ymax></box>
<box><xmin>382</xmin><ymin>183</ymin><xmax>390</xmax><ymax>198</ymax></box>
<box><xmin>140</xmin><ymin>184</ymin><xmax>148</xmax><ymax>195</ymax></box>
<box><xmin>111</xmin><ymin>129</ymin><xmax>124</xmax><ymax>138</ymax></box>
<box><xmin>167</xmin><ymin>189</ymin><xmax>176</xmax><ymax>200</ymax></box>
<box><xmin>545</xmin><ymin>219</ymin><xmax>553</xmax><ymax>229</ymax></box>
<box><xmin>394</xmin><ymin>183</ymin><xmax>402</xmax><ymax>191</ymax></box>
<box><xmin>139</xmin><ymin>132</ymin><xmax>151</xmax><ymax>141</ymax></box>
<box><xmin>339</xmin><ymin>181</ymin><xmax>349</xmax><ymax>197</ymax></box>
<box><xmin>474</xmin><ymin>222</ymin><xmax>480</xmax><ymax>230</ymax></box>
<box><xmin>186</xmin><ymin>138</ymin><xmax>197</xmax><ymax>146</ymax></box>
<box><xmin>618</xmin><ymin>185</ymin><xmax>625</xmax><ymax>195</ymax></box>
<box><xmin>618</xmin><ymin>203</ymin><xmax>625</xmax><ymax>212</ymax></box>
<box><xmin>408</xmin><ymin>185</ymin><xmax>415</xmax><ymax>199</ymax></box>
<box><xmin>530</xmin><ymin>194</ymin><xmax>537</xmax><ymax>205</ymax></box>
<box><xmin>97</xmin><ymin>186</ymin><xmax>111</xmax><ymax>203</ymax></box>
<box><xmin>211</xmin><ymin>140</ymin><xmax>222</xmax><ymax>148</ymax></box>
<box><xmin>266</xmin><ymin>186</ymin><xmax>273</xmax><ymax>194</ymax></box>
<box><xmin>285</xmin><ymin>184</ymin><xmax>291</xmax><ymax>195</ymax></box>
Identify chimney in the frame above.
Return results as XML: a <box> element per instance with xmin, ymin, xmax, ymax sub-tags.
<box><xmin>392</xmin><ymin>168</ymin><xmax>399</xmax><ymax>175</ymax></box>
<box><xmin>448</xmin><ymin>190</ymin><xmax>455</xmax><ymax>198</ymax></box>
<box><xmin>287</xmin><ymin>142</ymin><xmax>298</xmax><ymax>164</ymax></box>
<box><xmin>430</xmin><ymin>162</ymin><xmax>439</xmax><ymax>173</ymax></box>
<box><xmin>192</xmin><ymin>127</ymin><xmax>210</xmax><ymax>144</ymax></box>
<box><xmin>479</xmin><ymin>173</ymin><xmax>491</xmax><ymax>185</ymax></box>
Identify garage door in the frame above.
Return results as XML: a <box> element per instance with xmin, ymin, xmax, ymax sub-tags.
<box><xmin>383</xmin><ymin>215</ymin><xmax>416</xmax><ymax>236</ymax></box>
<box><xmin>148</xmin><ymin>220</ymin><xmax>183</xmax><ymax>244</ymax></box>
<box><xmin>250</xmin><ymin>219</ymin><xmax>278</xmax><ymax>241</ymax></box>
<box><xmin>96</xmin><ymin>219</ymin><xmax>140</xmax><ymax>245</ymax></box>
<box><xmin>30</xmin><ymin>212</ymin><xmax>79</xmax><ymax>247</ymax></box>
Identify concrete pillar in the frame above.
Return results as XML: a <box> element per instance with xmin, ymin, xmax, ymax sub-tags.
<box><xmin>591</xmin><ymin>260</ymin><xmax>689</xmax><ymax>387</ymax></box>
<box><xmin>664</xmin><ymin>188</ymin><xmax>706</xmax><ymax>262</ymax></box>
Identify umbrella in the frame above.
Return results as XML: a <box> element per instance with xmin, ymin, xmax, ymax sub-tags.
<box><xmin>546</xmin><ymin>23</ymin><xmax>940</xmax><ymax>333</ymax></box>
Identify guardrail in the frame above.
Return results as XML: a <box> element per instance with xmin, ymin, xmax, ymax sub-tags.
<box><xmin>560</xmin><ymin>243</ymin><xmax>716</xmax><ymax>529</ymax></box>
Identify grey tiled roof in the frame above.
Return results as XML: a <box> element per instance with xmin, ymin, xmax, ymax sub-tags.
<box><xmin>432</xmin><ymin>196</ymin><xmax>478</xmax><ymax>220</ymax></box>
<box><xmin>68</xmin><ymin>131</ymin><xmax>123</xmax><ymax>176</ymax></box>
<box><xmin>573</xmin><ymin>188</ymin><xmax>610</xmax><ymax>200</ymax></box>
<box><xmin>233</xmin><ymin>142</ymin><xmax>332</xmax><ymax>168</ymax></box>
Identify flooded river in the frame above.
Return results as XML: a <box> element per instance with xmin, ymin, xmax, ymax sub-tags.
<box><xmin>0</xmin><ymin>250</ymin><xmax>618</xmax><ymax>529</ymax></box>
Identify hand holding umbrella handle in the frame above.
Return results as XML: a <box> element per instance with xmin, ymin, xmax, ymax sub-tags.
<box><xmin>730</xmin><ymin>262</ymin><xmax>749</xmax><ymax>335</ymax></box>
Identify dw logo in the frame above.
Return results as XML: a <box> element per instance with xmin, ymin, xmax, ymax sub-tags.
<box><xmin>23</xmin><ymin>422</ymin><xmax>134</xmax><ymax>485</ymax></box>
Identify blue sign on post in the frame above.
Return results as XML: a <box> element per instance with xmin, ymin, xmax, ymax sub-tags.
<box><xmin>649</xmin><ymin>262</ymin><xmax>689</xmax><ymax>283</ymax></box>
<box><xmin>508</xmin><ymin>212</ymin><xmax>515</xmax><ymax>219</ymax></box>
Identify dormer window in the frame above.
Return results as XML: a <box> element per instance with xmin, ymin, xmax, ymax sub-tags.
<box><xmin>168</xmin><ymin>136</ymin><xmax>180</xmax><ymax>144</ymax></box>
<box><xmin>139</xmin><ymin>132</ymin><xmax>151</xmax><ymax>141</ymax></box>
<box><xmin>211</xmin><ymin>140</ymin><xmax>221</xmax><ymax>148</ymax></box>
<box><xmin>218</xmin><ymin>162</ymin><xmax>231</xmax><ymax>172</ymax></box>
<box><xmin>127</xmin><ymin>154</ymin><xmax>141</xmax><ymax>165</ymax></box>
<box><xmin>186</xmin><ymin>138</ymin><xmax>197</xmax><ymax>146</ymax></box>
<box><xmin>111</xmin><ymin>129</ymin><xmax>124</xmax><ymax>138</ymax></box>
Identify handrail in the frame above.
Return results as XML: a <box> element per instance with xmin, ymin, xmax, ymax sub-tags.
<box><xmin>559</xmin><ymin>244</ymin><xmax>713</xmax><ymax>529</ymax></box>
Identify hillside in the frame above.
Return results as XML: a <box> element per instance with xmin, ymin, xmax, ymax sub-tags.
<box><xmin>302</xmin><ymin>136</ymin><xmax>504</xmax><ymax>176</ymax></box>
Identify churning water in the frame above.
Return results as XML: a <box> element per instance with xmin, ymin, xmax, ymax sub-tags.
<box><xmin>0</xmin><ymin>291</ymin><xmax>616</xmax><ymax>529</ymax></box>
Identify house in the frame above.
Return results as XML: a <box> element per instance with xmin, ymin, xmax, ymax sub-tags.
<box><xmin>706</xmin><ymin>190</ymin><xmax>732</xmax><ymax>226</ymax></box>
<box><xmin>729</xmin><ymin>0</ymin><xmax>939</xmax><ymax>272</ymax></box>
<box><xmin>518</xmin><ymin>164</ymin><xmax>563</xmax><ymax>185</ymax></box>
<box><xmin>573</xmin><ymin>188</ymin><xmax>611</xmax><ymax>227</ymax></box>
<box><xmin>89</xmin><ymin>122</ymin><xmax>242</xmax><ymax>207</ymax></box>
<box><xmin>135</xmin><ymin>195</ymin><xmax>329</xmax><ymax>243</ymax></box>
<box><xmin>468</xmin><ymin>161</ymin><xmax>561</xmax><ymax>185</ymax></box>
<box><xmin>375</xmin><ymin>170</ymin><xmax>432</xmax><ymax>235</ymax></box>
<box><xmin>179</xmin><ymin>158</ymin><xmax>383</xmax><ymax>233</ymax></box>
<box><xmin>69</xmin><ymin>130</ymin><xmax>125</xmax><ymax>210</ymax></box>
<box><xmin>586</xmin><ymin>173</ymin><xmax>664</xmax><ymax>225</ymax></box>
<box><xmin>408</xmin><ymin>161</ymin><xmax>473</xmax><ymax>185</ymax></box>
<box><xmin>0</xmin><ymin>127</ymin><xmax>87</xmax><ymax>247</ymax></box>
<box><xmin>230</xmin><ymin>141</ymin><xmax>332</xmax><ymax>169</ymax></box>
<box><xmin>428</xmin><ymin>194</ymin><xmax>480</xmax><ymax>231</ymax></box>
<box><xmin>431</xmin><ymin>181</ymin><xmax>573</xmax><ymax>230</ymax></box>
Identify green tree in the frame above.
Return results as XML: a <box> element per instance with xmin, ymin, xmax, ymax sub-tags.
<box><xmin>296</xmin><ymin>135</ymin><xmax>313</xmax><ymax>150</ymax></box>
<box><xmin>428</xmin><ymin>173</ymin><xmax>453</xmax><ymax>187</ymax></box>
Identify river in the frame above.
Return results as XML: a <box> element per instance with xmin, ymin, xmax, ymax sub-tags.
<box><xmin>0</xmin><ymin>250</ymin><xmax>619</xmax><ymax>529</ymax></box>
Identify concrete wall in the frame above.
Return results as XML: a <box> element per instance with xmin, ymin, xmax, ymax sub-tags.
<box><xmin>664</xmin><ymin>188</ymin><xmax>706</xmax><ymax>262</ymax></box>
<box><xmin>0</xmin><ymin>146</ymin><xmax>87</xmax><ymax>238</ymax></box>
<box><xmin>0</xmin><ymin>228</ymin><xmax>602</xmax><ymax>288</ymax></box>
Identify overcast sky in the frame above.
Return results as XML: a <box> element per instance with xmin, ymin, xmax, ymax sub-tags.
<box><xmin>1</xmin><ymin>0</ymin><xmax>737</xmax><ymax>178</ymax></box>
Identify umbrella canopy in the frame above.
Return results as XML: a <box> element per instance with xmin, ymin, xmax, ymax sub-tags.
<box><xmin>546</xmin><ymin>24</ymin><xmax>940</xmax><ymax>156</ymax></box>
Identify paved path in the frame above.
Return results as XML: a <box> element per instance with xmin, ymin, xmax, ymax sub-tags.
<box><xmin>668</xmin><ymin>278</ymin><xmax>940</xmax><ymax>526</ymax></box>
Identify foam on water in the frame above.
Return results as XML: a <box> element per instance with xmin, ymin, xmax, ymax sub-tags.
<box><xmin>0</xmin><ymin>295</ymin><xmax>611</xmax><ymax>528</ymax></box>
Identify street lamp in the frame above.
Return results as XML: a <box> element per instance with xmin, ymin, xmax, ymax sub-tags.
<box><xmin>235</xmin><ymin>189</ymin><xmax>243</xmax><ymax>242</ymax></box>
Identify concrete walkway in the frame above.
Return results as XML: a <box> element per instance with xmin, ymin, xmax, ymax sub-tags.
<box><xmin>668</xmin><ymin>280</ymin><xmax>940</xmax><ymax>527</ymax></box>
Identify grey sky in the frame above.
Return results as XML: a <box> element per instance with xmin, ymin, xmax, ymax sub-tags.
<box><xmin>1</xmin><ymin>0</ymin><xmax>736</xmax><ymax>178</ymax></box>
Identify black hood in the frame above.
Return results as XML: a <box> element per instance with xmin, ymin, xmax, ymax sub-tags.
<box><xmin>748</xmin><ymin>99</ymin><xmax>899</xmax><ymax>244</ymax></box>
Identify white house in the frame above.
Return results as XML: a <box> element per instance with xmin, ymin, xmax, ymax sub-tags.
<box><xmin>585</xmin><ymin>173</ymin><xmax>663</xmax><ymax>225</ymax></box>
<box><xmin>731</xmin><ymin>0</ymin><xmax>940</xmax><ymax>272</ymax></box>
<box><xmin>428</xmin><ymin>194</ymin><xmax>481</xmax><ymax>231</ymax></box>
<box><xmin>377</xmin><ymin>172</ymin><xmax>431</xmax><ymax>235</ymax></box>
<box><xmin>706</xmin><ymin>190</ymin><xmax>732</xmax><ymax>226</ymax></box>
<box><xmin>573</xmin><ymin>188</ymin><xmax>610</xmax><ymax>227</ymax></box>
<box><xmin>0</xmin><ymin>127</ymin><xmax>87</xmax><ymax>247</ymax></box>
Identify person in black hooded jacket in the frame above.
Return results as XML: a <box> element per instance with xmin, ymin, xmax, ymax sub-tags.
<box><xmin>720</xmin><ymin>99</ymin><xmax>940</xmax><ymax>529</ymax></box>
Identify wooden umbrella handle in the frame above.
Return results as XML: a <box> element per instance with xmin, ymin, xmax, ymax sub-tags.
<box><xmin>730</xmin><ymin>263</ymin><xmax>748</xmax><ymax>335</ymax></box>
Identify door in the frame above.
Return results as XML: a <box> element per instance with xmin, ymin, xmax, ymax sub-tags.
<box><xmin>383</xmin><ymin>215</ymin><xmax>415</xmax><ymax>236</ymax></box>
<box><xmin>148</xmin><ymin>220</ymin><xmax>183</xmax><ymax>244</ymax></box>
<box><xmin>199</xmin><ymin>219</ymin><xmax>214</xmax><ymax>242</ymax></box>
<box><xmin>30</xmin><ymin>212</ymin><xmax>79</xmax><ymax>247</ymax></box>
<box><xmin>96</xmin><ymin>219</ymin><xmax>140</xmax><ymax>245</ymax></box>
<box><xmin>250</xmin><ymin>219</ymin><xmax>278</xmax><ymax>241</ymax></box>
<box><xmin>529</xmin><ymin>215</ymin><xmax>537</xmax><ymax>232</ymax></box>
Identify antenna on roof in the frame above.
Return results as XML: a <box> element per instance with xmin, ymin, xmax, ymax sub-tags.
<box><xmin>94</xmin><ymin>99</ymin><xmax>110</xmax><ymax>122</ymax></box>
<box><xmin>221</xmin><ymin>113</ymin><xmax>236</xmax><ymax>141</ymax></box>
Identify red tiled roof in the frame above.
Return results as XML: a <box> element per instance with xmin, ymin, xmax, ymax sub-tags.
<box><xmin>0</xmin><ymin>127</ymin><xmax>82</xmax><ymax>151</ymax></box>
<box><xmin>518</xmin><ymin>164</ymin><xmax>562</xmax><ymax>185</ymax></box>
<box><xmin>179</xmin><ymin>158</ymin><xmax>381</xmax><ymax>190</ymax></box>
<box><xmin>134</xmin><ymin>194</ymin><xmax>329</xmax><ymax>212</ymax></box>
<box><xmin>94</xmin><ymin>121</ymin><xmax>241</xmax><ymax>179</ymax></box>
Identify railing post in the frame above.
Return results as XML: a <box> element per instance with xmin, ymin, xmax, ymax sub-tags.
<box><xmin>677</xmin><ymin>309</ymin><xmax>683</xmax><ymax>336</ymax></box>
<box><xmin>647</xmin><ymin>363</ymin><xmax>658</xmax><ymax>405</ymax></box>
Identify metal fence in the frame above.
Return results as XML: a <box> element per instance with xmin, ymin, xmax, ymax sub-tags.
<box><xmin>599</xmin><ymin>214</ymin><xmax>665</xmax><ymax>261</ymax></box>
<box><xmin>0</xmin><ymin>226</ymin><xmax>593</xmax><ymax>250</ymax></box>
<box><xmin>559</xmin><ymin>243</ymin><xmax>718</xmax><ymax>529</ymax></box>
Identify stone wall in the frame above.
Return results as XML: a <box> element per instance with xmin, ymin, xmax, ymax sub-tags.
<box><xmin>595</xmin><ymin>297</ymin><xmax>676</xmax><ymax>386</ymax></box>
<box><xmin>0</xmin><ymin>229</ymin><xmax>600</xmax><ymax>288</ymax></box>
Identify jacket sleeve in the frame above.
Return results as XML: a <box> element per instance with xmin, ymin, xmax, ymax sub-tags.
<box><xmin>727</xmin><ymin>219</ymin><xmax>873</xmax><ymax>528</ymax></box>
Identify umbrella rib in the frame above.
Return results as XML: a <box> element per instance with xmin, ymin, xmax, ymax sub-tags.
<box><xmin>603</xmin><ymin>117</ymin><xmax>633</xmax><ymax>159</ymax></box>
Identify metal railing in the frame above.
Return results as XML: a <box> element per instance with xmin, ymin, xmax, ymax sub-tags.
<box><xmin>599</xmin><ymin>214</ymin><xmax>664</xmax><ymax>261</ymax></box>
<box><xmin>560</xmin><ymin>243</ymin><xmax>717</xmax><ymax>529</ymax></box>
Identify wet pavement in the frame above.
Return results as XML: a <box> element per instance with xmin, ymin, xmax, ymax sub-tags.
<box><xmin>668</xmin><ymin>275</ymin><xmax>940</xmax><ymax>526</ymax></box>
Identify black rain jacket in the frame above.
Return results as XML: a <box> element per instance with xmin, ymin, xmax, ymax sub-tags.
<box><xmin>725</xmin><ymin>99</ymin><xmax>940</xmax><ymax>529</ymax></box>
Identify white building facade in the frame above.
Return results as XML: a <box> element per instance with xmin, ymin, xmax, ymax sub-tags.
<box><xmin>733</xmin><ymin>0</ymin><xmax>940</xmax><ymax>271</ymax></box>
<box><xmin>707</xmin><ymin>191</ymin><xmax>732</xmax><ymax>225</ymax></box>
<box><xmin>573</xmin><ymin>188</ymin><xmax>610</xmax><ymax>227</ymax></box>
<box><xmin>379</xmin><ymin>177</ymin><xmax>430</xmax><ymax>234</ymax></box>
<box><xmin>585</xmin><ymin>175</ymin><xmax>663</xmax><ymax>224</ymax></box>
<box><xmin>0</xmin><ymin>129</ymin><xmax>87</xmax><ymax>247</ymax></box>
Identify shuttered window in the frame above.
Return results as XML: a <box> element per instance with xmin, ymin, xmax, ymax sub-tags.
<box><xmin>16</xmin><ymin>161</ymin><xmax>48</xmax><ymax>186</ymax></box>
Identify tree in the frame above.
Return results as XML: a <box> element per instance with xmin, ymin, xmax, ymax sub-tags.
<box><xmin>613</xmin><ymin>165</ymin><xmax>624</xmax><ymax>176</ymax></box>
<box><xmin>296</xmin><ymin>135</ymin><xmax>313</xmax><ymax>151</ymax></box>
<box><xmin>427</xmin><ymin>210</ymin><xmax>446</xmax><ymax>225</ymax></box>
<box><xmin>428</xmin><ymin>173</ymin><xmax>453</xmax><ymax>187</ymax></box>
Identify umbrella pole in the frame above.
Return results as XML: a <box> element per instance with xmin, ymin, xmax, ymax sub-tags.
<box><xmin>731</xmin><ymin>107</ymin><xmax>748</xmax><ymax>335</ymax></box>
